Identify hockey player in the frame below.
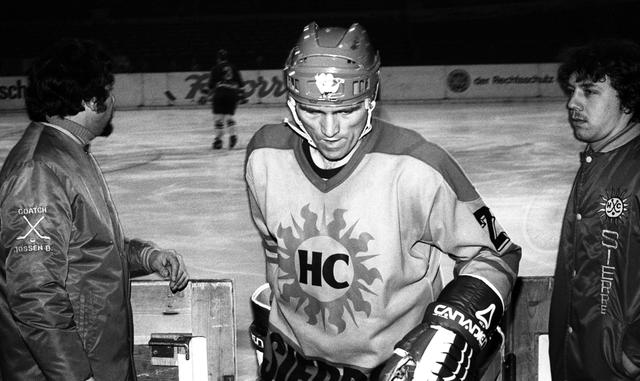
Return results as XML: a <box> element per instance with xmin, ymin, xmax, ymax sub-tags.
<box><xmin>208</xmin><ymin>48</ymin><xmax>244</xmax><ymax>149</ymax></box>
<box><xmin>244</xmin><ymin>22</ymin><xmax>521</xmax><ymax>380</ymax></box>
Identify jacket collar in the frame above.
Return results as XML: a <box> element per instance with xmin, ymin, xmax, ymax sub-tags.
<box><xmin>42</xmin><ymin>116</ymin><xmax>96</xmax><ymax>147</ymax></box>
<box><xmin>587</xmin><ymin>122</ymin><xmax>640</xmax><ymax>153</ymax></box>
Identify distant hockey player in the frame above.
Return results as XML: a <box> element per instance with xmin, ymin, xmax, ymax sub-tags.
<box><xmin>245</xmin><ymin>22</ymin><xmax>521</xmax><ymax>380</ymax></box>
<box><xmin>208</xmin><ymin>48</ymin><xmax>244</xmax><ymax>149</ymax></box>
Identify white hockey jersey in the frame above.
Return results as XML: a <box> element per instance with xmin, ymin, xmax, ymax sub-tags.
<box><xmin>244</xmin><ymin>119</ymin><xmax>521</xmax><ymax>377</ymax></box>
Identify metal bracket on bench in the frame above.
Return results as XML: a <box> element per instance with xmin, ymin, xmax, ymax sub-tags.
<box><xmin>149</xmin><ymin>333</ymin><xmax>194</xmax><ymax>365</ymax></box>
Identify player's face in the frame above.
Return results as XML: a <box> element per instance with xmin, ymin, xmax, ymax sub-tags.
<box><xmin>296</xmin><ymin>101</ymin><xmax>368</xmax><ymax>161</ymax></box>
<box><xmin>565</xmin><ymin>73</ymin><xmax>632</xmax><ymax>145</ymax></box>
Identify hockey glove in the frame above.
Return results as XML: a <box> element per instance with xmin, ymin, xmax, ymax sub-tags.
<box><xmin>249</xmin><ymin>283</ymin><xmax>271</xmax><ymax>366</ymax></box>
<box><xmin>379</xmin><ymin>276</ymin><xmax>504</xmax><ymax>381</ymax></box>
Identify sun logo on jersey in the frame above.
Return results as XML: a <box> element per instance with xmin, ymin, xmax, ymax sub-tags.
<box><xmin>276</xmin><ymin>204</ymin><xmax>381</xmax><ymax>333</ymax></box>
<box><xmin>598</xmin><ymin>188</ymin><xmax>629</xmax><ymax>225</ymax></box>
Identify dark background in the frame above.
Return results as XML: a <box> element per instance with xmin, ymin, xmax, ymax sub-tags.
<box><xmin>1</xmin><ymin>0</ymin><xmax>639</xmax><ymax>75</ymax></box>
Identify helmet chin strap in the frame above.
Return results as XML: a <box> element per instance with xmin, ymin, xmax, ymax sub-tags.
<box><xmin>360</xmin><ymin>98</ymin><xmax>376</xmax><ymax>139</ymax></box>
<box><xmin>285</xmin><ymin>96</ymin><xmax>317</xmax><ymax>148</ymax></box>
<box><xmin>284</xmin><ymin>96</ymin><xmax>377</xmax><ymax>148</ymax></box>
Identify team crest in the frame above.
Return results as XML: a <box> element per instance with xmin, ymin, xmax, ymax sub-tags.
<box><xmin>598</xmin><ymin>188</ymin><xmax>629</xmax><ymax>224</ymax></box>
<box><xmin>276</xmin><ymin>204</ymin><xmax>381</xmax><ymax>333</ymax></box>
<box><xmin>314</xmin><ymin>73</ymin><xmax>344</xmax><ymax>98</ymax></box>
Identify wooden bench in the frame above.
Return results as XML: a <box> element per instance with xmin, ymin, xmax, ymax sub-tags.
<box><xmin>131</xmin><ymin>279</ymin><xmax>236</xmax><ymax>381</ymax></box>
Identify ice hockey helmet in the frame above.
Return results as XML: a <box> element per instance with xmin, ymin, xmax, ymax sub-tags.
<box><xmin>283</xmin><ymin>22</ymin><xmax>380</xmax><ymax>106</ymax></box>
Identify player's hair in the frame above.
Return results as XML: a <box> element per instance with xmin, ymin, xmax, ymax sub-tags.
<box><xmin>25</xmin><ymin>38</ymin><xmax>115</xmax><ymax>122</ymax></box>
<box><xmin>557</xmin><ymin>38</ymin><xmax>640</xmax><ymax>122</ymax></box>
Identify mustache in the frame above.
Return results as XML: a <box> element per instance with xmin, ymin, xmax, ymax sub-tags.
<box><xmin>570</xmin><ymin>109</ymin><xmax>586</xmax><ymax>120</ymax></box>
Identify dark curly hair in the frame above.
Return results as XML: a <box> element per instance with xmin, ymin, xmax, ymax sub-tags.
<box><xmin>25</xmin><ymin>38</ymin><xmax>114</xmax><ymax>122</ymax></box>
<box><xmin>557</xmin><ymin>38</ymin><xmax>640</xmax><ymax>123</ymax></box>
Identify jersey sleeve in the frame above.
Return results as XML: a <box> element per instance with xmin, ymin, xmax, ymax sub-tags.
<box><xmin>424</xmin><ymin>162</ymin><xmax>521</xmax><ymax>309</ymax></box>
<box><xmin>0</xmin><ymin>161</ymin><xmax>92</xmax><ymax>379</ymax></box>
<box><xmin>234</xmin><ymin>66</ymin><xmax>244</xmax><ymax>86</ymax></box>
<box><xmin>245</xmin><ymin>156</ymin><xmax>278</xmax><ymax>263</ymax></box>
<box><xmin>208</xmin><ymin>67</ymin><xmax>220</xmax><ymax>89</ymax></box>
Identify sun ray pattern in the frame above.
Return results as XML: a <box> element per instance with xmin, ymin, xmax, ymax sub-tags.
<box><xmin>598</xmin><ymin>188</ymin><xmax>629</xmax><ymax>225</ymax></box>
<box><xmin>275</xmin><ymin>203</ymin><xmax>382</xmax><ymax>333</ymax></box>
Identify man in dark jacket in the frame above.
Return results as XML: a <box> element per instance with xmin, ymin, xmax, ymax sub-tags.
<box><xmin>549</xmin><ymin>39</ymin><xmax>640</xmax><ymax>380</ymax></box>
<box><xmin>0</xmin><ymin>38</ymin><xmax>189</xmax><ymax>381</ymax></box>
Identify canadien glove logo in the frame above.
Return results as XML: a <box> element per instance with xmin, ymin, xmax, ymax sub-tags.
<box><xmin>275</xmin><ymin>204</ymin><xmax>381</xmax><ymax>333</ymax></box>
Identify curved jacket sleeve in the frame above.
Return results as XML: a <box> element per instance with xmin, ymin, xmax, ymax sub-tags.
<box><xmin>0</xmin><ymin>161</ymin><xmax>92</xmax><ymax>380</ymax></box>
<box><xmin>124</xmin><ymin>237</ymin><xmax>158</xmax><ymax>274</ymax></box>
<box><xmin>622</xmin><ymin>322</ymin><xmax>640</xmax><ymax>371</ymax></box>
<box><xmin>620</xmin><ymin>194</ymin><xmax>640</xmax><ymax>373</ymax></box>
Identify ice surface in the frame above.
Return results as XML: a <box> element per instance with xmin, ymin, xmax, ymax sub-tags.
<box><xmin>0</xmin><ymin>99</ymin><xmax>577</xmax><ymax>379</ymax></box>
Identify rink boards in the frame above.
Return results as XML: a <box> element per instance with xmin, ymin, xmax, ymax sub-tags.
<box><xmin>129</xmin><ymin>277</ymin><xmax>551</xmax><ymax>381</ymax></box>
<box><xmin>502</xmin><ymin>276</ymin><xmax>553</xmax><ymax>381</ymax></box>
<box><xmin>0</xmin><ymin>278</ymin><xmax>552</xmax><ymax>380</ymax></box>
<box><xmin>131</xmin><ymin>279</ymin><xmax>236</xmax><ymax>381</ymax></box>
